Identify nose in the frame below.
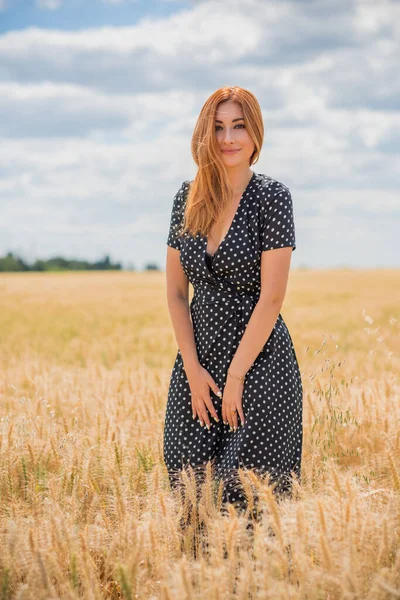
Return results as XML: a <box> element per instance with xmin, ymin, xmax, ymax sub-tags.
<box><xmin>222</xmin><ymin>128</ymin><xmax>234</xmax><ymax>144</ymax></box>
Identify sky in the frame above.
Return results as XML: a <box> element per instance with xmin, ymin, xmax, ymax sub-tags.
<box><xmin>0</xmin><ymin>0</ymin><xmax>399</xmax><ymax>270</ymax></box>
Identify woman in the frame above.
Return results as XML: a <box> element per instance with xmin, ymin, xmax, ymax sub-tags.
<box><xmin>163</xmin><ymin>86</ymin><xmax>303</xmax><ymax>515</ymax></box>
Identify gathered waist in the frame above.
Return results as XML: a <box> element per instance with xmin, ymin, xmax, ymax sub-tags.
<box><xmin>191</xmin><ymin>285</ymin><xmax>260</xmax><ymax>308</ymax></box>
<box><xmin>188</xmin><ymin>283</ymin><xmax>282</xmax><ymax>363</ymax></box>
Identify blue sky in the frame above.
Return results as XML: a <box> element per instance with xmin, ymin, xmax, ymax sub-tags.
<box><xmin>0</xmin><ymin>0</ymin><xmax>187</xmax><ymax>32</ymax></box>
<box><xmin>0</xmin><ymin>0</ymin><xmax>399</xmax><ymax>269</ymax></box>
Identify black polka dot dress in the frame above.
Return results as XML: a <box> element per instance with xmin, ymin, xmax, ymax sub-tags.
<box><xmin>163</xmin><ymin>171</ymin><xmax>303</xmax><ymax>508</ymax></box>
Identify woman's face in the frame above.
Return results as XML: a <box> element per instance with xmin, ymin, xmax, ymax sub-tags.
<box><xmin>214</xmin><ymin>100</ymin><xmax>255</xmax><ymax>169</ymax></box>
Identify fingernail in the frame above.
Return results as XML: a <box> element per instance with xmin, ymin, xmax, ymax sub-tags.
<box><xmin>224</xmin><ymin>421</ymin><xmax>228</xmax><ymax>425</ymax></box>
<box><xmin>206</xmin><ymin>424</ymin><xmax>210</xmax><ymax>430</ymax></box>
<box><xmin>213</xmin><ymin>416</ymin><xmax>219</xmax><ymax>422</ymax></box>
<box><xmin>234</xmin><ymin>426</ymin><xmax>237</xmax><ymax>432</ymax></box>
<box><xmin>229</xmin><ymin>427</ymin><xmax>233</xmax><ymax>432</ymax></box>
<box><xmin>192</xmin><ymin>413</ymin><xmax>196</xmax><ymax>419</ymax></box>
<box><xmin>199</xmin><ymin>420</ymin><xmax>204</xmax><ymax>427</ymax></box>
<box><xmin>217</xmin><ymin>391</ymin><xmax>222</xmax><ymax>397</ymax></box>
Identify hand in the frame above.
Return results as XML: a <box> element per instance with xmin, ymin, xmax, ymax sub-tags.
<box><xmin>221</xmin><ymin>376</ymin><xmax>245</xmax><ymax>430</ymax></box>
<box><xmin>185</xmin><ymin>362</ymin><xmax>222</xmax><ymax>429</ymax></box>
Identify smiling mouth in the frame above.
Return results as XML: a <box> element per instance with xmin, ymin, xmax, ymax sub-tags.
<box><xmin>222</xmin><ymin>149</ymin><xmax>241</xmax><ymax>154</ymax></box>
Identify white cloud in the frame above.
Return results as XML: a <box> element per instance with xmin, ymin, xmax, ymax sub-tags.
<box><xmin>0</xmin><ymin>0</ymin><xmax>399</xmax><ymax>268</ymax></box>
<box><xmin>0</xmin><ymin>80</ymin><xmax>198</xmax><ymax>137</ymax></box>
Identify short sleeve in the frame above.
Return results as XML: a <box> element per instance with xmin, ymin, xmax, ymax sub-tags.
<box><xmin>166</xmin><ymin>180</ymin><xmax>190</xmax><ymax>250</ymax></box>
<box><xmin>260</xmin><ymin>182</ymin><xmax>296</xmax><ymax>252</ymax></box>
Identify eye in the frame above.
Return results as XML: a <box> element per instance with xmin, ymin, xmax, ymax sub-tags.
<box><xmin>215</xmin><ymin>124</ymin><xmax>245</xmax><ymax>131</ymax></box>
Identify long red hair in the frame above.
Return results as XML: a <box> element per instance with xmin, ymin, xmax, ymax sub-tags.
<box><xmin>180</xmin><ymin>86</ymin><xmax>264</xmax><ymax>240</ymax></box>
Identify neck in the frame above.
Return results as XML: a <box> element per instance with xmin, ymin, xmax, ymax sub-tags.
<box><xmin>225</xmin><ymin>166</ymin><xmax>254</xmax><ymax>195</ymax></box>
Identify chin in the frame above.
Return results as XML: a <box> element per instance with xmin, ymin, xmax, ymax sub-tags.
<box><xmin>222</xmin><ymin>157</ymin><xmax>249</xmax><ymax>167</ymax></box>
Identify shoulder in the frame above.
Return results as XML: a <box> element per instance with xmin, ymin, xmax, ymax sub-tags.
<box><xmin>172</xmin><ymin>180</ymin><xmax>191</xmax><ymax>211</ymax></box>
<box><xmin>253</xmin><ymin>173</ymin><xmax>291</xmax><ymax>196</ymax></box>
<box><xmin>176</xmin><ymin>179</ymin><xmax>191</xmax><ymax>195</ymax></box>
<box><xmin>178</xmin><ymin>179</ymin><xmax>192</xmax><ymax>198</ymax></box>
<box><xmin>253</xmin><ymin>173</ymin><xmax>292</xmax><ymax>215</ymax></box>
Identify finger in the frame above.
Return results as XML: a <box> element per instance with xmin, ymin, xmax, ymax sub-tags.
<box><xmin>237</xmin><ymin>404</ymin><xmax>245</xmax><ymax>427</ymax></box>
<box><xmin>194</xmin><ymin>401</ymin><xmax>204</xmax><ymax>426</ymax></box>
<box><xmin>192</xmin><ymin>403</ymin><xmax>197</xmax><ymax>420</ymax></box>
<box><xmin>227</xmin><ymin>406</ymin><xmax>234</xmax><ymax>429</ymax></box>
<box><xmin>210</xmin><ymin>381</ymin><xmax>223</xmax><ymax>400</ymax></box>
<box><xmin>199</xmin><ymin>404</ymin><xmax>211</xmax><ymax>429</ymax></box>
<box><xmin>228</xmin><ymin>405</ymin><xmax>239</xmax><ymax>430</ymax></box>
<box><xmin>221</xmin><ymin>403</ymin><xmax>228</xmax><ymax>426</ymax></box>
<box><xmin>231</xmin><ymin>409</ymin><xmax>238</xmax><ymax>431</ymax></box>
<box><xmin>204</xmin><ymin>395</ymin><xmax>219</xmax><ymax>423</ymax></box>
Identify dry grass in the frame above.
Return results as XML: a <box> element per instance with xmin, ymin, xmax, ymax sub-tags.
<box><xmin>0</xmin><ymin>269</ymin><xmax>399</xmax><ymax>599</ymax></box>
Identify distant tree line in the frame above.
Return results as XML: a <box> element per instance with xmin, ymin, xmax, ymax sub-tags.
<box><xmin>0</xmin><ymin>252</ymin><xmax>123</xmax><ymax>272</ymax></box>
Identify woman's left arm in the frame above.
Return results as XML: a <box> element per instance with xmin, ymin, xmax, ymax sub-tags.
<box><xmin>229</xmin><ymin>246</ymin><xmax>292</xmax><ymax>373</ymax></box>
<box><xmin>223</xmin><ymin>248</ymin><xmax>293</xmax><ymax>429</ymax></box>
<box><xmin>222</xmin><ymin>182</ymin><xmax>297</xmax><ymax>430</ymax></box>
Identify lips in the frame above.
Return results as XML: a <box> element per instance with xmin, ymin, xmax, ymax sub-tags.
<box><xmin>222</xmin><ymin>149</ymin><xmax>241</xmax><ymax>154</ymax></box>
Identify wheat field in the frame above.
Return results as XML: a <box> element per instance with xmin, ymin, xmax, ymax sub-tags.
<box><xmin>0</xmin><ymin>269</ymin><xmax>399</xmax><ymax>599</ymax></box>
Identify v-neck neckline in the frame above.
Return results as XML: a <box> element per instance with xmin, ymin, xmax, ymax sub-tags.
<box><xmin>204</xmin><ymin>170</ymin><xmax>256</xmax><ymax>266</ymax></box>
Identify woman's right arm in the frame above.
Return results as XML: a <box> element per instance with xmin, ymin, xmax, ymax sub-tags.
<box><xmin>165</xmin><ymin>246</ymin><xmax>199</xmax><ymax>374</ymax></box>
<box><xmin>165</xmin><ymin>182</ymin><xmax>222</xmax><ymax>427</ymax></box>
<box><xmin>166</xmin><ymin>245</ymin><xmax>221</xmax><ymax>427</ymax></box>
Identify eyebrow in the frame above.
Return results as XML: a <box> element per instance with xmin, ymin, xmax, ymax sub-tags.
<box><xmin>214</xmin><ymin>117</ymin><xmax>244</xmax><ymax>123</ymax></box>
